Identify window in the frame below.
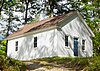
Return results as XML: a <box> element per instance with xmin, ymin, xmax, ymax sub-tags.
<box><xmin>15</xmin><ymin>41</ymin><xmax>18</xmax><ymax>51</ymax></box>
<box><xmin>82</xmin><ymin>40</ymin><xmax>85</xmax><ymax>50</ymax></box>
<box><xmin>65</xmin><ymin>36</ymin><xmax>68</xmax><ymax>47</ymax></box>
<box><xmin>34</xmin><ymin>37</ymin><xmax>37</xmax><ymax>47</ymax></box>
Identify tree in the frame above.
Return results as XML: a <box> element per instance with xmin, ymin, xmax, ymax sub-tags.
<box><xmin>0</xmin><ymin>0</ymin><xmax>24</xmax><ymax>36</ymax></box>
<box><xmin>0</xmin><ymin>40</ymin><xmax>6</xmax><ymax>55</ymax></box>
<box><xmin>0</xmin><ymin>0</ymin><xmax>5</xmax><ymax>14</ymax></box>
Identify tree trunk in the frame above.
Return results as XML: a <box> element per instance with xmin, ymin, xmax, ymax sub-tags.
<box><xmin>24</xmin><ymin>0</ymin><xmax>29</xmax><ymax>24</ymax></box>
<box><xmin>0</xmin><ymin>0</ymin><xmax>4</xmax><ymax>13</ymax></box>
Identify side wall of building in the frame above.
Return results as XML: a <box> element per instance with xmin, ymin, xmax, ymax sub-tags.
<box><xmin>7</xmin><ymin>29</ymin><xmax>57</xmax><ymax>60</ymax></box>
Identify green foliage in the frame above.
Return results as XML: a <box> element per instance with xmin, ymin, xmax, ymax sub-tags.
<box><xmin>93</xmin><ymin>31</ymin><xmax>100</xmax><ymax>56</ymax></box>
<box><xmin>0</xmin><ymin>0</ymin><xmax>100</xmax><ymax>36</ymax></box>
<box><xmin>0</xmin><ymin>55</ymin><xmax>26</xmax><ymax>71</ymax></box>
<box><xmin>30</xmin><ymin>56</ymin><xmax>100</xmax><ymax>70</ymax></box>
<box><xmin>0</xmin><ymin>40</ymin><xmax>6</xmax><ymax>55</ymax></box>
<box><xmin>0</xmin><ymin>40</ymin><xmax>26</xmax><ymax>71</ymax></box>
<box><xmin>0</xmin><ymin>0</ymin><xmax>100</xmax><ymax>70</ymax></box>
<box><xmin>81</xmin><ymin>0</ymin><xmax>89</xmax><ymax>3</ymax></box>
<box><xmin>88</xmin><ymin>56</ymin><xmax>100</xmax><ymax>71</ymax></box>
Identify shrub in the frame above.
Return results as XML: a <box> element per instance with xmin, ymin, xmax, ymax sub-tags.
<box><xmin>0</xmin><ymin>57</ymin><xmax>26</xmax><ymax>71</ymax></box>
<box><xmin>0</xmin><ymin>40</ymin><xmax>26</xmax><ymax>71</ymax></box>
<box><xmin>88</xmin><ymin>56</ymin><xmax>100</xmax><ymax>71</ymax></box>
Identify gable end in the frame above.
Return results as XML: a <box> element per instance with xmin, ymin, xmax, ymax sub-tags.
<box><xmin>77</xmin><ymin>11</ymin><xmax>95</xmax><ymax>37</ymax></box>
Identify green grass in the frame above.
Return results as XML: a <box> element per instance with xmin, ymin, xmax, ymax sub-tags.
<box><xmin>0</xmin><ymin>55</ymin><xmax>26</xmax><ymax>71</ymax></box>
<box><xmin>27</xmin><ymin>56</ymin><xmax>100</xmax><ymax>71</ymax></box>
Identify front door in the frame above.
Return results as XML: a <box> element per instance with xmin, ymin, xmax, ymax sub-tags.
<box><xmin>74</xmin><ymin>38</ymin><xmax>78</xmax><ymax>56</ymax></box>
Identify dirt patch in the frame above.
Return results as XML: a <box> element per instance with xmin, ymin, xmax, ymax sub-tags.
<box><xmin>24</xmin><ymin>57</ymin><xmax>89</xmax><ymax>71</ymax></box>
<box><xmin>24</xmin><ymin>61</ymin><xmax>75</xmax><ymax>71</ymax></box>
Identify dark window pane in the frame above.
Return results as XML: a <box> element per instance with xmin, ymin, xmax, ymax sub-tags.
<box><xmin>16</xmin><ymin>41</ymin><xmax>18</xmax><ymax>46</ymax></box>
<box><xmin>74</xmin><ymin>38</ymin><xmax>78</xmax><ymax>40</ymax></box>
<box><xmin>15</xmin><ymin>41</ymin><xmax>18</xmax><ymax>51</ymax></box>
<box><xmin>82</xmin><ymin>40</ymin><xmax>85</xmax><ymax>50</ymax></box>
<box><xmin>34</xmin><ymin>37</ymin><xmax>37</xmax><ymax>42</ymax></box>
<box><xmin>16</xmin><ymin>46</ymin><xmax>18</xmax><ymax>51</ymax></box>
<box><xmin>34</xmin><ymin>42</ymin><xmax>37</xmax><ymax>47</ymax></box>
<box><xmin>65</xmin><ymin>36</ymin><xmax>68</xmax><ymax>47</ymax></box>
<box><xmin>34</xmin><ymin>37</ymin><xmax>37</xmax><ymax>47</ymax></box>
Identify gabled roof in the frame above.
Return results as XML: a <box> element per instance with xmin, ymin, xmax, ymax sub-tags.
<box><xmin>7</xmin><ymin>11</ymin><xmax>76</xmax><ymax>39</ymax></box>
<box><xmin>7</xmin><ymin>11</ymin><xmax>94</xmax><ymax>40</ymax></box>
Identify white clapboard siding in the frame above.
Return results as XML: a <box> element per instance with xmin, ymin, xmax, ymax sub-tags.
<box><xmin>7</xmin><ymin>29</ymin><xmax>58</xmax><ymax>60</ymax></box>
<box><xmin>7</xmin><ymin>11</ymin><xmax>94</xmax><ymax>60</ymax></box>
<box><xmin>57</xmin><ymin>16</ymin><xmax>93</xmax><ymax>57</ymax></box>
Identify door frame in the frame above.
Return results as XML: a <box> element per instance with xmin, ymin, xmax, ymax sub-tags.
<box><xmin>73</xmin><ymin>37</ymin><xmax>79</xmax><ymax>56</ymax></box>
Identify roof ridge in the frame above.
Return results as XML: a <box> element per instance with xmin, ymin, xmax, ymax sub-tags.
<box><xmin>7</xmin><ymin>11</ymin><xmax>76</xmax><ymax>39</ymax></box>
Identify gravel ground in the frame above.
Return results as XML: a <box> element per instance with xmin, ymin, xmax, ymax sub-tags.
<box><xmin>25</xmin><ymin>62</ymin><xmax>75</xmax><ymax>71</ymax></box>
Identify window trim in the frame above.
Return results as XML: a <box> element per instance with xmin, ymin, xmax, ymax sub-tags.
<box><xmin>73</xmin><ymin>37</ymin><xmax>79</xmax><ymax>56</ymax></box>
<box><xmin>82</xmin><ymin>39</ymin><xmax>85</xmax><ymax>51</ymax></box>
<box><xmin>34</xmin><ymin>37</ymin><xmax>37</xmax><ymax>48</ymax></box>
<box><xmin>65</xmin><ymin>35</ymin><xmax>68</xmax><ymax>47</ymax></box>
<box><xmin>15</xmin><ymin>41</ymin><xmax>18</xmax><ymax>51</ymax></box>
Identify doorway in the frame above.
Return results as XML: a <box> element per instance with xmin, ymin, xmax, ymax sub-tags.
<box><xmin>74</xmin><ymin>38</ymin><xmax>78</xmax><ymax>56</ymax></box>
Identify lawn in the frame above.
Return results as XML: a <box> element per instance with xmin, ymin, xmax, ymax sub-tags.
<box><xmin>24</xmin><ymin>56</ymin><xmax>100</xmax><ymax>71</ymax></box>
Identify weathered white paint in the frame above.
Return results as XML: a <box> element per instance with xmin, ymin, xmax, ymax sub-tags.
<box><xmin>7</xmin><ymin>13</ymin><xmax>94</xmax><ymax>60</ymax></box>
<box><xmin>7</xmin><ymin>29</ymin><xmax>58</xmax><ymax>60</ymax></box>
<box><xmin>57</xmin><ymin>16</ymin><xmax>93</xmax><ymax>57</ymax></box>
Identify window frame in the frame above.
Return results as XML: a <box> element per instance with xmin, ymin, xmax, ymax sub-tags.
<box><xmin>82</xmin><ymin>39</ymin><xmax>85</xmax><ymax>51</ymax></box>
<box><xmin>65</xmin><ymin>35</ymin><xmax>68</xmax><ymax>47</ymax></box>
<box><xmin>74</xmin><ymin>37</ymin><xmax>79</xmax><ymax>56</ymax></box>
<box><xmin>34</xmin><ymin>37</ymin><xmax>37</xmax><ymax>48</ymax></box>
<box><xmin>15</xmin><ymin>41</ymin><xmax>18</xmax><ymax>51</ymax></box>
